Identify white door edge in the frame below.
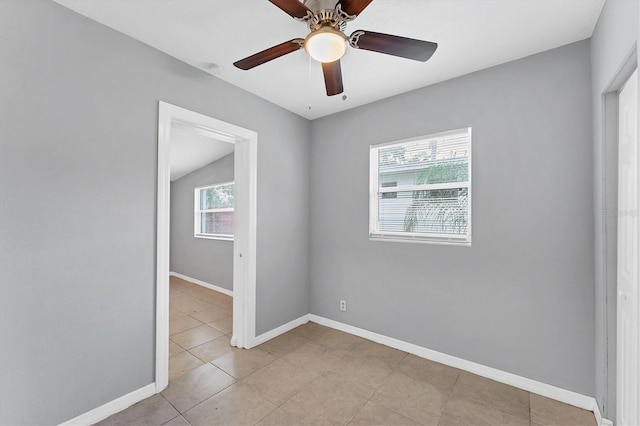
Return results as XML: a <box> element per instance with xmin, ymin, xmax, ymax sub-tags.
<box><xmin>616</xmin><ymin>68</ymin><xmax>639</xmax><ymax>426</ymax></box>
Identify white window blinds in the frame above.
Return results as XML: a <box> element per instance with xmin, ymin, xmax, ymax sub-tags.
<box><xmin>369</xmin><ymin>128</ymin><xmax>471</xmax><ymax>245</ymax></box>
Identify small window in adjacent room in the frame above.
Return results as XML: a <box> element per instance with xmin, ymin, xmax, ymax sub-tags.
<box><xmin>369</xmin><ymin>128</ymin><xmax>471</xmax><ymax>246</ymax></box>
<box><xmin>194</xmin><ymin>182</ymin><xmax>234</xmax><ymax>240</ymax></box>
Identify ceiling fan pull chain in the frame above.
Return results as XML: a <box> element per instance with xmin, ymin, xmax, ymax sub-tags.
<box><xmin>308</xmin><ymin>54</ymin><xmax>312</xmax><ymax>110</ymax></box>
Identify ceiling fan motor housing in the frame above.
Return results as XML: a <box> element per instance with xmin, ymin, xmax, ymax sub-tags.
<box><xmin>302</xmin><ymin>0</ymin><xmax>355</xmax><ymax>31</ymax></box>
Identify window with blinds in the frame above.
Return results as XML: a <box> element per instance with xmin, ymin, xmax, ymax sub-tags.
<box><xmin>194</xmin><ymin>182</ymin><xmax>235</xmax><ymax>240</ymax></box>
<box><xmin>369</xmin><ymin>128</ymin><xmax>471</xmax><ymax>245</ymax></box>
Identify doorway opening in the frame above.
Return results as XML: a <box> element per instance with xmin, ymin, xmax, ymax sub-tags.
<box><xmin>156</xmin><ymin>102</ymin><xmax>257</xmax><ymax>391</ymax></box>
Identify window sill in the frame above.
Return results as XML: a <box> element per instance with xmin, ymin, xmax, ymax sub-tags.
<box><xmin>195</xmin><ymin>234</ymin><xmax>234</xmax><ymax>242</ymax></box>
<box><xmin>370</xmin><ymin>233</ymin><xmax>471</xmax><ymax>247</ymax></box>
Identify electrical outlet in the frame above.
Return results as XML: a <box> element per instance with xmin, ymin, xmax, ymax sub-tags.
<box><xmin>339</xmin><ymin>300</ymin><xmax>347</xmax><ymax>312</ymax></box>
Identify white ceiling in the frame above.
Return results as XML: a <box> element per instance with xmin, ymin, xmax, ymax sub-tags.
<box><xmin>54</xmin><ymin>0</ymin><xmax>604</xmax><ymax>120</ymax></box>
<box><xmin>170</xmin><ymin>125</ymin><xmax>234</xmax><ymax>181</ymax></box>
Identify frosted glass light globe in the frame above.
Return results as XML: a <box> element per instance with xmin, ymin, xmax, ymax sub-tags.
<box><xmin>304</xmin><ymin>27</ymin><xmax>347</xmax><ymax>63</ymax></box>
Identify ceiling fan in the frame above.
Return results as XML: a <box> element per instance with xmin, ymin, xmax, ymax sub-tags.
<box><xmin>233</xmin><ymin>0</ymin><xmax>438</xmax><ymax>96</ymax></box>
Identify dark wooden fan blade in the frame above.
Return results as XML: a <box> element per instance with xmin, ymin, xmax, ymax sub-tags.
<box><xmin>268</xmin><ymin>0</ymin><xmax>312</xmax><ymax>19</ymax></box>
<box><xmin>350</xmin><ymin>30</ymin><xmax>437</xmax><ymax>62</ymax></box>
<box><xmin>337</xmin><ymin>0</ymin><xmax>373</xmax><ymax>17</ymax></box>
<box><xmin>322</xmin><ymin>60</ymin><xmax>344</xmax><ymax>96</ymax></box>
<box><xmin>234</xmin><ymin>39</ymin><xmax>303</xmax><ymax>70</ymax></box>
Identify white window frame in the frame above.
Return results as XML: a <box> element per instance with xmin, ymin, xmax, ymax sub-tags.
<box><xmin>194</xmin><ymin>181</ymin><xmax>235</xmax><ymax>241</ymax></box>
<box><xmin>369</xmin><ymin>128</ymin><xmax>472</xmax><ymax>246</ymax></box>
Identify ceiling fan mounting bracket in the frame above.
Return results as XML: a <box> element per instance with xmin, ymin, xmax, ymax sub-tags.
<box><xmin>349</xmin><ymin>30</ymin><xmax>365</xmax><ymax>49</ymax></box>
<box><xmin>334</xmin><ymin>3</ymin><xmax>357</xmax><ymax>23</ymax></box>
<box><xmin>293</xmin><ymin>9</ymin><xmax>315</xmax><ymax>23</ymax></box>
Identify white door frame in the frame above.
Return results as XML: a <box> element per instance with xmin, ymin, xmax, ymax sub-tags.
<box><xmin>616</xmin><ymin>68</ymin><xmax>639</xmax><ymax>426</ymax></box>
<box><xmin>156</xmin><ymin>101</ymin><xmax>257</xmax><ymax>391</ymax></box>
<box><xmin>597</xmin><ymin>48</ymin><xmax>638</xmax><ymax>421</ymax></box>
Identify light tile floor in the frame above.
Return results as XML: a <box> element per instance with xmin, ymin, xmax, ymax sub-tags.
<box><xmin>97</xmin><ymin>277</ymin><xmax>597</xmax><ymax>426</ymax></box>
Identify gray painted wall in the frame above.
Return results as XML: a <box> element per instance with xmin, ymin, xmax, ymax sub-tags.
<box><xmin>309</xmin><ymin>40</ymin><xmax>594</xmax><ymax>396</ymax></box>
<box><xmin>590</xmin><ymin>0</ymin><xmax>639</xmax><ymax>420</ymax></box>
<box><xmin>170</xmin><ymin>153</ymin><xmax>235</xmax><ymax>291</ymax></box>
<box><xmin>2</xmin><ymin>0</ymin><xmax>626</xmax><ymax>423</ymax></box>
<box><xmin>0</xmin><ymin>1</ymin><xmax>310</xmax><ymax>424</ymax></box>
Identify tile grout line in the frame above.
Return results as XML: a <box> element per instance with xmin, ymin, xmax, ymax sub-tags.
<box><xmin>157</xmin><ymin>393</ymin><xmax>182</xmax><ymax>420</ymax></box>
<box><xmin>175</xmin><ymin>380</ymin><xmax>237</xmax><ymax>422</ymax></box>
<box><xmin>344</xmin><ymin>396</ymin><xmax>370</xmax><ymax>426</ymax></box>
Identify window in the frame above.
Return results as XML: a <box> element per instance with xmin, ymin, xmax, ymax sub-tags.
<box><xmin>194</xmin><ymin>182</ymin><xmax>234</xmax><ymax>240</ymax></box>
<box><xmin>369</xmin><ymin>128</ymin><xmax>471</xmax><ymax>245</ymax></box>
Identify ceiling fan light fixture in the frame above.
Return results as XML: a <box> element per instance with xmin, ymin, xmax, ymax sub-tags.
<box><xmin>304</xmin><ymin>27</ymin><xmax>347</xmax><ymax>63</ymax></box>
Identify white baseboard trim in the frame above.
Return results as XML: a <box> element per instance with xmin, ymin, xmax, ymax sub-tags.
<box><xmin>308</xmin><ymin>314</ymin><xmax>604</xmax><ymax>424</ymax></box>
<box><xmin>592</xmin><ymin>402</ymin><xmax>614</xmax><ymax>426</ymax></box>
<box><xmin>169</xmin><ymin>271</ymin><xmax>233</xmax><ymax>297</ymax></box>
<box><xmin>252</xmin><ymin>314</ymin><xmax>310</xmax><ymax>347</ymax></box>
<box><xmin>59</xmin><ymin>382</ymin><xmax>156</xmax><ymax>426</ymax></box>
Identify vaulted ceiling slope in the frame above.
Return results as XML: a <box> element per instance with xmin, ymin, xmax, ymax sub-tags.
<box><xmin>54</xmin><ymin>0</ymin><xmax>604</xmax><ymax>119</ymax></box>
